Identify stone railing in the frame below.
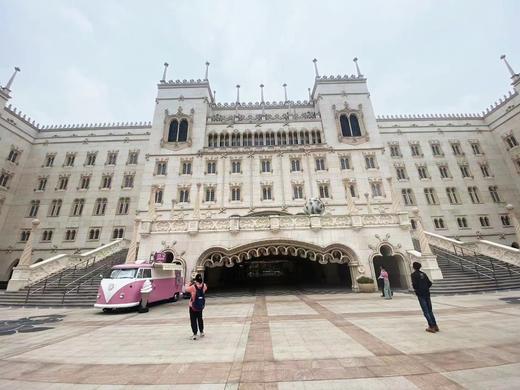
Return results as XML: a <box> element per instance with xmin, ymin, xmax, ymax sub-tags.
<box><xmin>144</xmin><ymin>212</ymin><xmax>410</xmax><ymax>235</ymax></box>
<box><xmin>7</xmin><ymin>239</ymin><xmax>129</xmax><ymax>291</ymax></box>
<box><xmin>424</xmin><ymin>231</ymin><xmax>520</xmax><ymax>267</ymax></box>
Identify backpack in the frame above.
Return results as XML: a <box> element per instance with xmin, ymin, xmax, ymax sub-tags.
<box><xmin>192</xmin><ymin>284</ymin><xmax>205</xmax><ymax>311</ymax></box>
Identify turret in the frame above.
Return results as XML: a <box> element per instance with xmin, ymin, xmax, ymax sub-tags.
<box><xmin>0</xmin><ymin>67</ymin><xmax>20</xmax><ymax>107</ymax></box>
<box><xmin>501</xmin><ymin>55</ymin><xmax>520</xmax><ymax>93</ymax></box>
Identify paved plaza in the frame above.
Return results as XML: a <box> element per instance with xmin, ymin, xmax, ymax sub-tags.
<box><xmin>1</xmin><ymin>290</ymin><xmax>520</xmax><ymax>389</ymax></box>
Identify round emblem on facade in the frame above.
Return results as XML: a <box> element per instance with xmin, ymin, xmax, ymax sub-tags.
<box><xmin>303</xmin><ymin>198</ymin><xmax>325</xmax><ymax>215</ymax></box>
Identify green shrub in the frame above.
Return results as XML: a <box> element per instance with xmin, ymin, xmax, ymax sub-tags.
<box><xmin>356</xmin><ymin>276</ymin><xmax>374</xmax><ymax>284</ymax></box>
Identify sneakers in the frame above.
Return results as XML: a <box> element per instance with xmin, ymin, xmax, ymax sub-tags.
<box><xmin>433</xmin><ymin>325</ymin><xmax>440</xmax><ymax>332</ymax></box>
<box><xmin>199</xmin><ymin>332</ymin><xmax>205</xmax><ymax>338</ymax></box>
<box><xmin>425</xmin><ymin>327</ymin><xmax>436</xmax><ymax>333</ymax></box>
<box><xmin>192</xmin><ymin>335</ymin><xmax>197</xmax><ymax>340</ymax></box>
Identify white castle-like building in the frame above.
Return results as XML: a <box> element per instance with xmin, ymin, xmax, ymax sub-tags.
<box><xmin>1</xmin><ymin>57</ymin><xmax>520</xmax><ymax>292</ymax></box>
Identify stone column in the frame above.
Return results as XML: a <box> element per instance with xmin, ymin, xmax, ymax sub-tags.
<box><xmin>7</xmin><ymin>219</ymin><xmax>39</xmax><ymax>291</ymax></box>
<box><xmin>220</xmin><ymin>156</ymin><xmax>227</xmax><ymax>210</ymax></box>
<box><xmin>364</xmin><ymin>193</ymin><xmax>372</xmax><ymax>214</ymax></box>
<box><xmin>148</xmin><ymin>186</ymin><xmax>157</xmax><ymax>218</ymax></box>
<box><xmin>194</xmin><ymin>183</ymin><xmax>201</xmax><ymax>219</ymax></box>
<box><xmin>348</xmin><ymin>261</ymin><xmax>360</xmax><ymax>292</ymax></box>
<box><xmin>386</xmin><ymin>177</ymin><xmax>401</xmax><ymax>213</ymax></box>
<box><xmin>19</xmin><ymin>219</ymin><xmax>40</xmax><ymax>267</ymax></box>
<box><xmin>304</xmin><ymin>151</ymin><xmax>314</xmax><ymax>197</ymax></box>
<box><xmin>125</xmin><ymin>217</ymin><xmax>141</xmax><ymax>264</ymax></box>
<box><xmin>278</xmin><ymin>152</ymin><xmax>286</xmax><ymax>208</ymax></box>
<box><xmin>345</xmin><ymin>180</ymin><xmax>356</xmax><ymax>214</ymax></box>
<box><xmin>412</xmin><ymin>208</ymin><xmax>432</xmax><ymax>255</ymax></box>
<box><xmin>506</xmin><ymin>204</ymin><xmax>520</xmax><ymax>243</ymax></box>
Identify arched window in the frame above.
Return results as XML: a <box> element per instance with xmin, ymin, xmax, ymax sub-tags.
<box><xmin>224</xmin><ymin>133</ymin><xmax>230</xmax><ymax>147</ymax></box>
<box><xmin>178</xmin><ymin>119</ymin><xmax>188</xmax><ymax>142</ymax></box>
<box><xmin>304</xmin><ymin>131</ymin><xmax>310</xmax><ymax>144</ymax></box>
<box><xmin>208</xmin><ymin>134</ymin><xmax>214</xmax><ymax>148</ymax></box>
<box><xmin>244</xmin><ymin>133</ymin><xmax>252</xmax><ymax>146</ymax></box>
<box><xmin>340</xmin><ymin>114</ymin><xmax>351</xmax><ymax>137</ymax></box>
<box><xmin>168</xmin><ymin>120</ymin><xmax>178</xmax><ymax>142</ymax></box>
<box><xmin>350</xmin><ymin>114</ymin><xmax>361</xmax><ymax>137</ymax></box>
<box><xmin>316</xmin><ymin>131</ymin><xmax>322</xmax><ymax>144</ymax></box>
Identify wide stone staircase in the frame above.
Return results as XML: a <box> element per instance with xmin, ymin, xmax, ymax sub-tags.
<box><xmin>430</xmin><ymin>245</ymin><xmax>520</xmax><ymax>294</ymax></box>
<box><xmin>0</xmin><ymin>249</ymin><xmax>128</xmax><ymax>307</ymax></box>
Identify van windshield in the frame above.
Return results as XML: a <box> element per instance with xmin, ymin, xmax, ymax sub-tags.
<box><xmin>110</xmin><ymin>269</ymin><xmax>137</xmax><ymax>279</ymax></box>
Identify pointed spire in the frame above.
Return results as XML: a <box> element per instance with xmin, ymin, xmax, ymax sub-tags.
<box><xmin>500</xmin><ymin>55</ymin><xmax>520</xmax><ymax>86</ymax></box>
<box><xmin>282</xmin><ymin>83</ymin><xmax>288</xmax><ymax>103</ymax></box>
<box><xmin>312</xmin><ymin>58</ymin><xmax>319</xmax><ymax>78</ymax></box>
<box><xmin>308</xmin><ymin>87</ymin><xmax>312</xmax><ymax>101</ymax></box>
<box><xmin>3</xmin><ymin>67</ymin><xmax>21</xmax><ymax>92</ymax></box>
<box><xmin>160</xmin><ymin>62</ymin><xmax>169</xmax><ymax>83</ymax></box>
<box><xmin>213</xmin><ymin>90</ymin><xmax>216</xmax><ymax>103</ymax></box>
<box><xmin>353</xmin><ymin>57</ymin><xmax>363</xmax><ymax>78</ymax></box>
<box><xmin>235</xmin><ymin>84</ymin><xmax>240</xmax><ymax>104</ymax></box>
<box><xmin>259</xmin><ymin>84</ymin><xmax>264</xmax><ymax>103</ymax></box>
<box><xmin>204</xmin><ymin>61</ymin><xmax>210</xmax><ymax>81</ymax></box>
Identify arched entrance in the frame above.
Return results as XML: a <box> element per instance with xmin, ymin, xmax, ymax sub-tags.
<box><xmin>197</xmin><ymin>240</ymin><xmax>356</xmax><ymax>292</ymax></box>
<box><xmin>371</xmin><ymin>244</ymin><xmax>410</xmax><ymax>290</ymax></box>
<box><xmin>162</xmin><ymin>250</ymin><xmax>187</xmax><ymax>281</ymax></box>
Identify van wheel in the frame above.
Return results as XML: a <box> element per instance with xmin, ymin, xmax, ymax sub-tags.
<box><xmin>172</xmin><ymin>292</ymin><xmax>179</xmax><ymax>302</ymax></box>
<box><xmin>102</xmin><ymin>308</ymin><xmax>112</xmax><ymax>313</ymax></box>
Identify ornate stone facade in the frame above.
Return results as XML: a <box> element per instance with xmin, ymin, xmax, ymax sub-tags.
<box><xmin>1</xmin><ymin>57</ymin><xmax>519</xmax><ymax>289</ymax></box>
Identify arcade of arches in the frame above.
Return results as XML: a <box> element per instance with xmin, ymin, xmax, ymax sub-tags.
<box><xmin>198</xmin><ymin>241</ymin><xmax>357</xmax><ymax>291</ymax></box>
<box><xmin>197</xmin><ymin>241</ymin><xmax>411</xmax><ymax>292</ymax></box>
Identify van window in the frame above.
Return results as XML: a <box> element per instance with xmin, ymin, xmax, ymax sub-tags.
<box><xmin>110</xmin><ymin>269</ymin><xmax>136</xmax><ymax>279</ymax></box>
<box><xmin>142</xmin><ymin>269</ymin><xmax>152</xmax><ymax>278</ymax></box>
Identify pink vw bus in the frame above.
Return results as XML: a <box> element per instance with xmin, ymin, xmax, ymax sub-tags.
<box><xmin>94</xmin><ymin>262</ymin><xmax>184</xmax><ymax>311</ymax></box>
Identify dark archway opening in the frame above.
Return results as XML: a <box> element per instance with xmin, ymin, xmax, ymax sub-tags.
<box><xmin>372</xmin><ymin>245</ymin><xmax>408</xmax><ymax>289</ymax></box>
<box><xmin>204</xmin><ymin>254</ymin><xmax>351</xmax><ymax>293</ymax></box>
<box><xmin>164</xmin><ymin>252</ymin><xmax>174</xmax><ymax>263</ymax></box>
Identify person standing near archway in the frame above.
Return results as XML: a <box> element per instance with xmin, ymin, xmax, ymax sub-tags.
<box><xmin>378</xmin><ymin>266</ymin><xmax>392</xmax><ymax>299</ymax></box>
<box><xmin>411</xmin><ymin>262</ymin><xmax>439</xmax><ymax>333</ymax></box>
<box><xmin>185</xmin><ymin>274</ymin><xmax>207</xmax><ymax>340</ymax></box>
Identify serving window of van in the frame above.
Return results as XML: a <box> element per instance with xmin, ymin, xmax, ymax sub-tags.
<box><xmin>137</xmin><ymin>268</ymin><xmax>152</xmax><ymax>279</ymax></box>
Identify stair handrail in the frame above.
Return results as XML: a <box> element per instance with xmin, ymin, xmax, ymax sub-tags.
<box><xmin>470</xmin><ymin>252</ymin><xmax>520</xmax><ymax>277</ymax></box>
<box><xmin>24</xmin><ymin>239</ymin><xmax>128</xmax><ymax>302</ymax></box>
<box><xmin>23</xmin><ymin>239</ymin><xmax>129</xmax><ymax>289</ymax></box>
<box><xmin>24</xmin><ymin>255</ymin><xmax>99</xmax><ymax>303</ymax></box>
<box><xmin>60</xmin><ymin>254</ymin><xmax>126</xmax><ymax>304</ymax></box>
<box><xmin>432</xmin><ymin>245</ymin><xmax>496</xmax><ymax>282</ymax></box>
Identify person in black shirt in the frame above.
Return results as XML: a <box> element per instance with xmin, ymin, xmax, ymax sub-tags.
<box><xmin>411</xmin><ymin>262</ymin><xmax>439</xmax><ymax>333</ymax></box>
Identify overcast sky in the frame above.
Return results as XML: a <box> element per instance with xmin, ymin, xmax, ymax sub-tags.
<box><xmin>0</xmin><ymin>0</ymin><xmax>518</xmax><ymax>126</ymax></box>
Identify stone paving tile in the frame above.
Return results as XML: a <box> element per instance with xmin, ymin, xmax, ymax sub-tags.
<box><xmin>443</xmin><ymin>362</ymin><xmax>520</xmax><ymax>389</ymax></box>
<box><xmin>8</xmin><ymin>322</ymin><xmax>250</xmax><ymax>364</ymax></box>
<box><xmin>317</xmin><ymin>295</ymin><xmax>453</xmax><ymax>315</ymax></box>
<box><xmin>0</xmin><ymin>380</ymin><xmax>227</xmax><ymax>389</ymax></box>
<box><xmin>1</xmin><ymin>291</ymin><xmax>520</xmax><ymax>388</ymax></box>
<box><xmin>266</xmin><ymin>302</ymin><xmax>317</xmax><ymax>316</ymax></box>
<box><xmin>360</xmin><ymin>311</ymin><xmax>520</xmax><ymax>355</ymax></box>
<box><xmin>403</xmin><ymin>373</ymin><xmax>464</xmax><ymax>390</ymax></box>
<box><xmin>269</xmin><ymin>319</ymin><xmax>373</xmax><ymax>360</ymax></box>
<box><xmin>277</xmin><ymin>377</ymin><xmax>419</xmax><ymax>389</ymax></box>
